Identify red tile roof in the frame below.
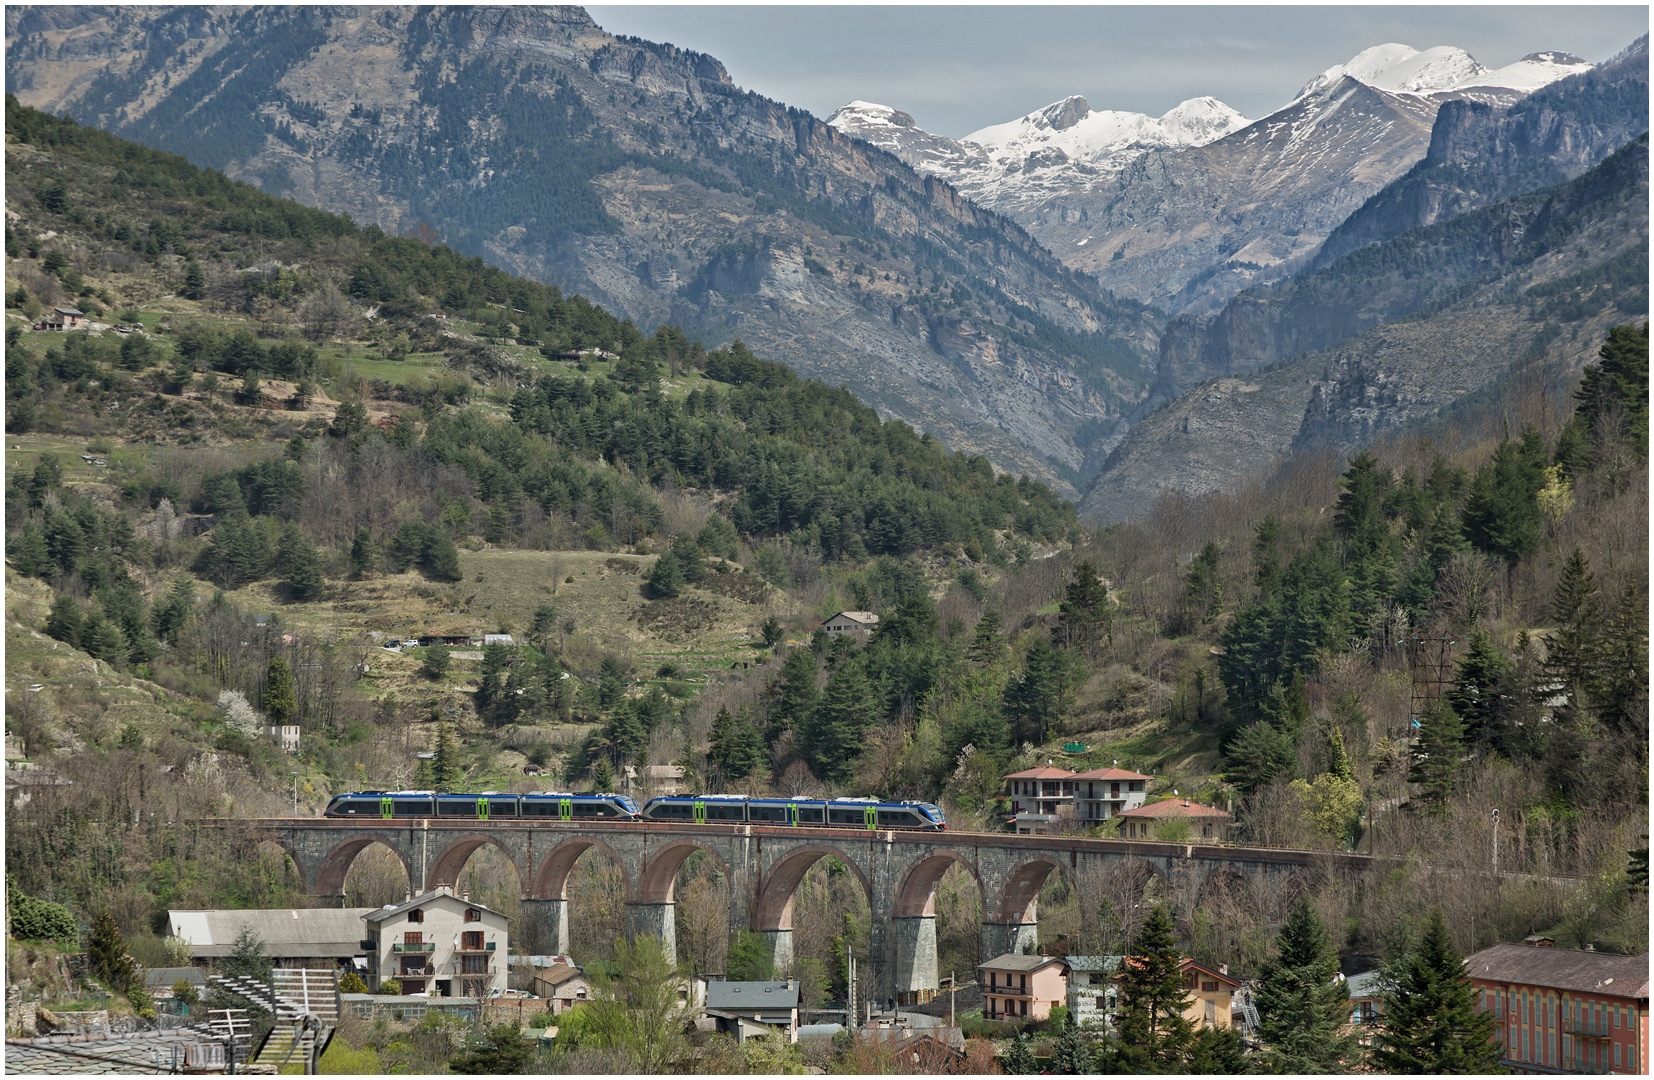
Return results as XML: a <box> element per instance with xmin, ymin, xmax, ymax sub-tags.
<box><xmin>1117</xmin><ymin>798</ymin><xmax>1230</xmax><ymax>819</ymax></box>
<box><xmin>1465</xmin><ymin>943</ymin><xmax>1650</xmax><ymax>998</ymax></box>
<box><xmin>1070</xmin><ymin>766</ymin><xmax>1153</xmax><ymax>781</ymax></box>
<box><xmin>1002</xmin><ymin>765</ymin><xmax>1077</xmax><ymax>780</ymax></box>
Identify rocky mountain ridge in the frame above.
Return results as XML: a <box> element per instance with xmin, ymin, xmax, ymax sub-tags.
<box><xmin>1079</xmin><ymin>134</ymin><xmax>1649</xmax><ymax>523</ymax></box>
<box><xmin>828</xmin><ymin>43</ymin><xmax>1603</xmax><ymax>315</ymax></box>
<box><xmin>4</xmin><ymin>4</ymin><xmax>1162</xmax><ymax>496</ymax></box>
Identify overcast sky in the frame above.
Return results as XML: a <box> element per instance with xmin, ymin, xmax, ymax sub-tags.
<box><xmin>585</xmin><ymin>5</ymin><xmax>1649</xmax><ymax>137</ymax></box>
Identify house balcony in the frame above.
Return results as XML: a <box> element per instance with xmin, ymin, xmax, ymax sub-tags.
<box><xmin>1562</xmin><ymin>1018</ymin><xmax>1611</xmax><ymax>1039</ymax></box>
<box><xmin>393</xmin><ymin>942</ymin><xmax>435</xmax><ymax>953</ymax></box>
<box><xmin>398</xmin><ymin>964</ymin><xmax>437</xmax><ymax>978</ymax></box>
<box><xmin>455</xmin><ymin>942</ymin><xmax>497</xmax><ymax>954</ymax></box>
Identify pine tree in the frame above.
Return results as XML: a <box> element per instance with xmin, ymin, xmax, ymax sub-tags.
<box><xmin>1461</xmin><ymin>429</ymin><xmax>1547</xmax><ymax>567</ymax></box>
<box><xmin>1186</xmin><ymin>1024</ymin><xmax>1248</xmax><ymax>1073</ymax></box>
<box><xmin>85</xmin><ymin>911</ymin><xmax>139</xmax><ymax>993</ymax></box>
<box><xmin>1182</xmin><ymin>543</ymin><xmax>1224</xmax><ymax>627</ymax></box>
<box><xmin>1048</xmin><ymin>1010</ymin><xmax>1090</xmax><ymax>1074</ymax></box>
<box><xmin>45</xmin><ymin>593</ymin><xmax>83</xmax><ymax>647</ymax></box>
<box><xmin>1056</xmin><ymin>561</ymin><xmax>1110</xmax><ymax>654</ymax></box>
<box><xmin>1407</xmin><ymin>699</ymin><xmax>1463</xmax><ymax>816</ymax></box>
<box><xmin>800</xmin><ymin>658</ymin><xmax>877</xmax><ymax>783</ymax></box>
<box><xmin>1114</xmin><ymin>904</ymin><xmax>1193</xmax><ymax>1072</ymax></box>
<box><xmin>967</xmin><ymin>609</ymin><xmax>1005</xmax><ymax>666</ymax></box>
<box><xmin>591</xmin><ymin>756</ymin><xmax>614</xmax><ymax>793</ymax></box>
<box><xmin>80</xmin><ymin>611</ymin><xmax>129</xmax><ymax>665</ymax></box>
<box><xmin>765</xmin><ymin>648</ymin><xmax>819</xmax><ymax>743</ymax></box>
<box><xmin>1222</xmin><ymin>719</ymin><xmax>1298</xmax><ymax>795</ymax></box>
<box><xmin>1001</xmin><ymin>1032</ymin><xmax>1037</xmax><ymax>1075</ymax></box>
<box><xmin>1448</xmin><ymin>629</ymin><xmax>1513</xmax><ymax>749</ymax></box>
<box><xmin>432</xmin><ymin>724</ymin><xmax>464</xmax><ymax>790</ymax></box>
<box><xmin>283</xmin><ymin>529</ymin><xmax>325</xmax><ymax>602</ymax></box>
<box><xmin>709</xmin><ymin>706</ymin><xmax>763</xmax><ymax>785</ymax></box>
<box><xmin>348</xmin><ymin>527</ymin><xmax>373</xmax><ymax>578</ymax></box>
<box><xmin>1371</xmin><ymin>910</ymin><xmax>1500</xmax><ymax>1074</ymax></box>
<box><xmin>420</xmin><ymin>531</ymin><xmax>462</xmax><ymax>583</ymax></box>
<box><xmin>1595</xmin><ymin>580</ymin><xmax>1648</xmax><ymax>734</ymax></box>
<box><xmin>264</xmin><ymin>657</ymin><xmax>296</xmax><ymax>725</ymax></box>
<box><xmin>646</xmin><ymin>548</ymin><xmax>685</xmax><ymax>599</ymax></box>
<box><xmin>1254</xmin><ymin>898</ymin><xmax>1363</xmax><ymax>1073</ymax></box>
<box><xmin>11</xmin><ymin>522</ymin><xmax>50</xmax><ymax>577</ymax></box>
<box><xmin>1003</xmin><ymin>637</ymin><xmax>1066</xmax><ymax>747</ymax></box>
<box><xmin>450</xmin><ymin>1023</ymin><xmax>536</xmax><ymax>1074</ymax></box>
<box><xmin>1545</xmin><ymin>547</ymin><xmax>1604</xmax><ymax>712</ymax></box>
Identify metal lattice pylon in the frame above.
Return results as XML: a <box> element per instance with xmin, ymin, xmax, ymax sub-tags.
<box><xmin>1406</xmin><ymin>634</ymin><xmax>1456</xmax><ymax>734</ymax></box>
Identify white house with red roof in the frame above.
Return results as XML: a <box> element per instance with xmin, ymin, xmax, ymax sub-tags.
<box><xmin>1070</xmin><ymin>765</ymin><xmax>1152</xmax><ymax>822</ymax></box>
<box><xmin>1002</xmin><ymin>763</ymin><xmax>1078</xmax><ymax>833</ymax></box>
<box><xmin>1116</xmin><ymin>797</ymin><xmax>1232</xmax><ymax>841</ymax></box>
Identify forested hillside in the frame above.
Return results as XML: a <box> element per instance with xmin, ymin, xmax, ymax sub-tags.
<box><xmin>3</xmin><ymin>95</ymin><xmax>1646</xmax><ymax>1059</ymax></box>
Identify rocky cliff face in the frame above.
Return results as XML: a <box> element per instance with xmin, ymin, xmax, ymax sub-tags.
<box><xmin>5</xmin><ymin>4</ymin><xmax>1161</xmax><ymax>496</ymax></box>
<box><xmin>1080</xmin><ymin>136</ymin><xmax>1649</xmax><ymax>523</ymax></box>
<box><xmin>1311</xmin><ymin>36</ymin><xmax>1649</xmax><ymax>269</ymax></box>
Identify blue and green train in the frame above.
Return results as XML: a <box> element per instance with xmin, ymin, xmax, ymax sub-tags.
<box><xmin>322</xmin><ymin>791</ymin><xmax>946</xmax><ymax>830</ymax></box>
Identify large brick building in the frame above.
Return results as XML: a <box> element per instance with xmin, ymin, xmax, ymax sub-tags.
<box><xmin>1465</xmin><ymin>942</ymin><xmax>1648</xmax><ymax>1074</ymax></box>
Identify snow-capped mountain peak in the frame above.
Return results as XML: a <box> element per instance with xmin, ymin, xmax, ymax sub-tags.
<box><xmin>1296</xmin><ymin>42</ymin><xmax>1595</xmax><ymax>101</ymax></box>
<box><xmin>827</xmin><ymin>100</ymin><xmax>917</xmax><ymax>130</ymax></box>
<box><xmin>962</xmin><ymin>95</ymin><xmax>1249</xmax><ymax>170</ymax></box>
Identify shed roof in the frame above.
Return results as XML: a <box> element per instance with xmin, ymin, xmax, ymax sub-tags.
<box><xmin>53</xmin><ymin>307</ymin><xmax>85</xmax><ymax>317</ymax></box>
<box><xmin>705</xmin><ymin>980</ymin><xmax>799</xmax><ymax>1010</ymax></box>
<box><xmin>1464</xmin><ymin>943</ymin><xmax>1649</xmax><ymax>998</ymax></box>
<box><xmin>143</xmin><ymin>967</ymin><xmax>208</xmax><ymax>989</ymax></box>
<box><xmin>1346</xmin><ymin>970</ymin><xmax>1384</xmax><ymax>999</ymax></box>
<box><xmin>1117</xmin><ymin>798</ymin><xmax>1231</xmax><ymax>819</ymax></box>
<box><xmin>534</xmin><ymin>964</ymin><xmax>587</xmax><ymax>989</ymax></box>
<box><xmin>825</xmin><ymin>611</ymin><xmax>878</xmax><ymax>624</ymax></box>
<box><xmin>1064</xmin><ymin>955</ymin><xmax>1123</xmax><ymax>973</ymax></box>
<box><xmin>167</xmin><ymin>908</ymin><xmax>377</xmax><ymax>957</ymax></box>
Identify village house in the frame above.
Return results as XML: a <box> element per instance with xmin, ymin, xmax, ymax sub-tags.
<box><xmin>1178</xmin><ymin>959</ymin><xmax>1241</xmax><ymax>1029</ymax></box>
<box><xmin>265</xmin><ymin>724</ymin><xmax>300</xmax><ymax>754</ymax></box>
<box><xmin>620</xmin><ymin>763</ymin><xmax>687</xmax><ymax>797</ymax></box>
<box><xmin>44</xmin><ymin>306</ymin><xmax>87</xmax><ymax>330</ymax></box>
<box><xmin>362</xmin><ymin>885</ymin><xmax>511</xmax><ymax>998</ymax></box>
<box><xmin>167</xmin><ymin>908</ymin><xmax>374</xmax><ymax>970</ymax></box>
<box><xmin>1065</xmin><ymin>955</ymin><xmax>1122</xmax><ymax>1026</ymax></box>
<box><xmin>1070</xmin><ymin>766</ymin><xmax>1152</xmax><ymax>823</ymax></box>
<box><xmin>703</xmin><ymin>979</ymin><xmax>801</xmax><ymax>1043</ymax></box>
<box><xmin>1002</xmin><ymin>763</ymin><xmax>1078</xmax><ymax>834</ymax></box>
<box><xmin>482</xmin><ymin>633</ymin><xmax>514</xmax><ymax>647</ymax></box>
<box><xmin>821</xmin><ymin>610</ymin><xmax>879</xmax><ymax>638</ymax></box>
<box><xmin>1344</xmin><ymin>969</ymin><xmax>1384</xmax><ymax>1045</ymax></box>
<box><xmin>1115</xmin><ymin>797</ymin><xmax>1232</xmax><ymax>841</ymax></box>
<box><xmin>979</xmin><ymin>954</ymin><xmax>1069</xmax><ymax>1021</ymax></box>
<box><xmin>531</xmin><ymin>962</ymin><xmax>592</xmax><ymax>1014</ymax></box>
<box><xmin>5</xmin><ymin>766</ymin><xmax>71</xmax><ymax>809</ymax></box>
<box><xmin>1465</xmin><ymin>941</ymin><xmax>1648</xmax><ymax>1074</ymax></box>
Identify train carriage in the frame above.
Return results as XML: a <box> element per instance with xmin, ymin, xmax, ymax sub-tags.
<box><xmin>640</xmin><ymin>795</ymin><xmax>945</xmax><ymax>830</ymax></box>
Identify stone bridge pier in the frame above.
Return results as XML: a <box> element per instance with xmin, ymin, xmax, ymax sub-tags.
<box><xmin>253</xmin><ymin>820</ymin><xmax>1362</xmax><ymax>1011</ymax></box>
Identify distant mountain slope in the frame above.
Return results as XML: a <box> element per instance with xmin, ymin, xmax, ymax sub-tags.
<box><xmin>827</xmin><ymin>42</ymin><xmax>1599</xmax><ymax>316</ymax></box>
<box><xmin>1311</xmin><ymin>35</ymin><xmax>1649</xmax><ymax>270</ymax></box>
<box><xmin>3</xmin><ymin>4</ymin><xmax>1162</xmax><ymax>496</ymax></box>
<box><xmin>1080</xmin><ymin>134</ymin><xmax>1649</xmax><ymax>523</ymax></box>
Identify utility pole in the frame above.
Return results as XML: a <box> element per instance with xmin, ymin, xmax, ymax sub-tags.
<box><xmin>949</xmin><ymin>971</ymin><xmax>955</xmax><ymax>1027</ymax></box>
<box><xmin>291</xmin><ymin>771</ymin><xmax>300</xmax><ymax>817</ymax></box>
<box><xmin>847</xmin><ymin>953</ymin><xmax>855</xmax><ymax>1030</ymax></box>
<box><xmin>1492</xmin><ymin>809</ymin><xmax>1500</xmax><ymax>877</ymax></box>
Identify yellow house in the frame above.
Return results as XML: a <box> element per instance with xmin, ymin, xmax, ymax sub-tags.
<box><xmin>979</xmin><ymin>954</ymin><xmax>1069</xmax><ymax>1021</ymax></box>
<box><xmin>1113</xmin><ymin>957</ymin><xmax>1239</xmax><ymax>1030</ymax></box>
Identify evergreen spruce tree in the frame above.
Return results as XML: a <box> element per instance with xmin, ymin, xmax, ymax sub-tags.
<box><xmin>1114</xmin><ymin>904</ymin><xmax>1193</xmax><ymax>1072</ymax></box>
<box><xmin>1001</xmin><ymin>1032</ymin><xmax>1037</xmax><ymax>1075</ymax></box>
<box><xmin>1372</xmin><ymin>910</ymin><xmax>1500</xmax><ymax>1074</ymax></box>
<box><xmin>800</xmin><ymin>658</ymin><xmax>877</xmax><ymax>783</ymax></box>
<box><xmin>12</xmin><ymin>523</ymin><xmax>50</xmax><ymax>578</ymax></box>
<box><xmin>1003</xmin><ymin>638</ymin><xmax>1066</xmax><ymax>747</ymax></box>
<box><xmin>45</xmin><ymin>593</ymin><xmax>83</xmax><ymax>647</ymax></box>
<box><xmin>1545</xmin><ymin>547</ymin><xmax>1604</xmax><ymax>713</ymax></box>
<box><xmin>1596</xmin><ymin>580</ymin><xmax>1648</xmax><ymax>734</ymax></box>
<box><xmin>420</xmin><ymin>531</ymin><xmax>462</xmax><ymax>583</ymax></box>
<box><xmin>284</xmin><ymin>530</ymin><xmax>325</xmax><ymax>602</ymax></box>
<box><xmin>450</xmin><ymin>1023</ymin><xmax>535</xmax><ymax>1074</ymax></box>
<box><xmin>1461</xmin><ymin>429</ymin><xmax>1547</xmax><ymax>568</ymax></box>
<box><xmin>1186</xmin><ymin>1025</ymin><xmax>1248</xmax><ymax>1074</ymax></box>
<box><xmin>80</xmin><ymin>611</ymin><xmax>129</xmax><ymax>665</ymax></box>
<box><xmin>1056</xmin><ymin>561</ymin><xmax>1110</xmax><ymax>654</ymax></box>
<box><xmin>432</xmin><ymin>724</ymin><xmax>464</xmax><ymax>790</ymax></box>
<box><xmin>708</xmin><ymin>706</ymin><xmax>763</xmax><ymax>785</ymax></box>
<box><xmin>967</xmin><ymin>609</ymin><xmax>1006</xmax><ymax>666</ymax></box>
<box><xmin>1182</xmin><ymin>543</ymin><xmax>1224</xmax><ymax>627</ymax></box>
<box><xmin>1448</xmin><ymin>629</ymin><xmax>1513</xmax><ymax>749</ymax></box>
<box><xmin>1048</xmin><ymin>1010</ymin><xmax>1090</xmax><ymax>1074</ymax></box>
<box><xmin>1254</xmin><ymin>898</ymin><xmax>1363</xmax><ymax>1073</ymax></box>
<box><xmin>646</xmin><ymin>547</ymin><xmax>685</xmax><ymax>599</ymax></box>
<box><xmin>348</xmin><ymin>527</ymin><xmax>374</xmax><ymax>578</ymax></box>
<box><xmin>1407</xmin><ymin>699</ymin><xmax>1464</xmax><ymax>816</ymax></box>
<box><xmin>85</xmin><ymin>910</ymin><xmax>139</xmax><ymax>992</ymax></box>
<box><xmin>263</xmin><ymin>657</ymin><xmax>296</xmax><ymax>725</ymax></box>
<box><xmin>591</xmin><ymin>756</ymin><xmax>614</xmax><ymax>793</ymax></box>
<box><xmin>765</xmin><ymin>648</ymin><xmax>819</xmax><ymax>743</ymax></box>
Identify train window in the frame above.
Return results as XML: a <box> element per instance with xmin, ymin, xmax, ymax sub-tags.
<box><xmin>523</xmin><ymin>801</ymin><xmax>558</xmax><ymax>816</ymax></box>
<box><xmin>797</xmin><ymin>806</ymin><xmax>824</xmax><ymax>824</ymax></box>
<box><xmin>438</xmin><ymin>800</ymin><xmax>474</xmax><ymax>816</ymax></box>
<box><xmin>393</xmin><ymin>800</ymin><xmax>433</xmax><ymax>816</ymax></box>
<box><xmin>572</xmin><ymin>802</ymin><xmax>597</xmax><ymax>816</ymax></box>
<box><xmin>748</xmin><ymin>805</ymin><xmax>786</xmax><ymax>822</ymax></box>
<box><xmin>878</xmin><ymin>810</ymin><xmax>920</xmax><ymax>827</ymax></box>
<box><xmin>828</xmin><ymin>807</ymin><xmax>863</xmax><ymax>825</ymax></box>
<box><xmin>590</xmin><ymin>803</ymin><xmax>617</xmax><ymax>817</ymax></box>
<box><xmin>486</xmin><ymin>800</ymin><xmax>517</xmax><ymax>817</ymax></box>
<box><xmin>340</xmin><ymin>800</ymin><xmax>377</xmax><ymax>815</ymax></box>
<box><xmin>652</xmin><ymin>803</ymin><xmax>692</xmax><ymax>819</ymax></box>
<box><xmin>706</xmin><ymin>803</ymin><xmax>745</xmax><ymax>821</ymax></box>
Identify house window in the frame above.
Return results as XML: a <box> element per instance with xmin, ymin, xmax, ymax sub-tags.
<box><xmin>461</xmin><ymin>955</ymin><xmax>488</xmax><ymax>974</ymax></box>
<box><xmin>1202</xmin><ymin>981</ymin><xmax>1217</xmax><ymax>992</ymax></box>
<box><xmin>462</xmin><ymin>930</ymin><xmax>484</xmax><ymax>950</ymax></box>
<box><xmin>403</xmin><ymin>931</ymin><xmax>423</xmax><ymax>944</ymax></box>
<box><xmin>408</xmin><ymin>909</ymin><xmax>423</xmax><ymax>924</ymax></box>
<box><xmin>466</xmin><ymin>908</ymin><xmax>481</xmax><ymax>923</ymax></box>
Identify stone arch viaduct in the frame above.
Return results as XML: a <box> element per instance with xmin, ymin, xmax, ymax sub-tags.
<box><xmin>237</xmin><ymin>818</ymin><xmax>1375</xmax><ymax>1009</ymax></box>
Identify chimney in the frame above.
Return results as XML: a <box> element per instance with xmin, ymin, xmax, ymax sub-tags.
<box><xmin>1219</xmin><ymin>964</ymin><xmax>1228</xmax><ymax>976</ymax></box>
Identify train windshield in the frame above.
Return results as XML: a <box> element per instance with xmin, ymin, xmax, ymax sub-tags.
<box><xmin>616</xmin><ymin>796</ymin><xmax>640</xmax><ymax>814</ymax></box>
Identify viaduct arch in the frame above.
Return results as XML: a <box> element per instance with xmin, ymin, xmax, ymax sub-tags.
<box><xmin>247</xmin><ymin>818</ymin><xmax>1376</xmax><ymax>1011</ymax></box>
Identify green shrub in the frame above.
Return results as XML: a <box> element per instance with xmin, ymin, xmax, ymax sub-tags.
<box><xmin>11</xmin><ymin>893</ymin><xmax>77</xmax><ymax>941</ymax></box>
<box><xmin>378</xmin><ymin>978</ymin><xmax>402</xmax><ymax>996</ymax></box>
